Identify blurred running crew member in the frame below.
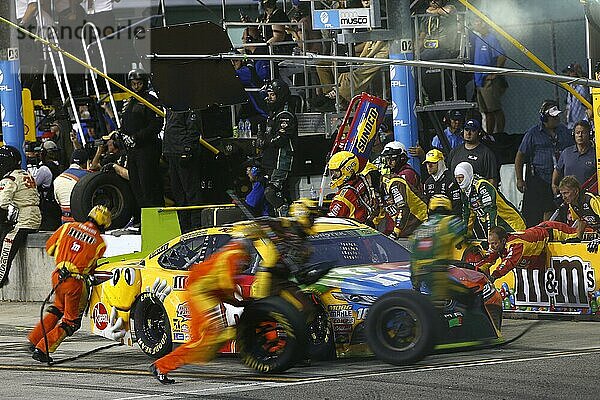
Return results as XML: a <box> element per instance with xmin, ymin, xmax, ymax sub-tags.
<box><xmin>28</xmin><ymin>206</ymin><xmax>111</xmax><ymax>363</ymax></box>
<box><xmin>476</xmin><ymin>222</ymin><xmax>578</xmax><ymax>282</ymax></box>
<box><xmin>454</xmin><ymin>161</ymin><xmax>525</xmax><ymax>238</ymax></box>
<box><xmin>327</xmin><ymin>151</ymin><xmax>376</xmax><ymax>224</ymax></box>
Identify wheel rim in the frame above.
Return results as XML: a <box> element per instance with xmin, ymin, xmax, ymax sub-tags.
<box><xmin>308</xmin><ymin>310</ymin><xmax>330</xmax><ymax>346</ymax></box>
<box><xmin>142</xmin><ymin>302</ymin><xmax>167</xmax><ymax>343</ymax></box>
<box><xmin>91</xmin><ymin>184</ymin><xmax>125</xmax><ymax>220</ymax></box>
<box><xmin>244</xmin><ymin>317</ymin><xmax>290</xmax><ymax>364</ymax></box>
<box><xmin>376</xmin><ymin>306</ymin><xmax>422</xmax><ymax>352</ymax></box>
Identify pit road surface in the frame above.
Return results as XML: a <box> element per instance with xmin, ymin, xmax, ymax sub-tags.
<box><xmin>2</xmin><ymin>302</ymin><xmax>599</xmax><ymax>399</ymax></box>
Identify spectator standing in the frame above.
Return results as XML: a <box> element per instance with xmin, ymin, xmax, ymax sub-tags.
<box><xmin>231</xmin><ymin>54</ymin><xmax>269</xmax><ymax>130</ymax></box>
<box><xmin>563</xmin><ymin>63</ymin><xmax>591</xmax><ymax>130</ymax></box>
<box><xmin>454</xmin><ymin>161</ymin><xmax>525</xmax><ymax>238</ymax></box>
<box><xmin>447</xmin><ymin>119</ymin><xmax>498</xmax><ymax>186</ymax></box>
<box><xmin>120</xmin><ymin>69</ymin><xmax>165</xmax><ymax>216</ymax></box>
<box><xmin>552</xmin><ymin>120</ymin><xmax>595</xmax><ymax>194</ymax></box>
<box><xmin>472</xmin><ymin>18</ymin><xmax>507</xmax><ymax>134</ymax></box>
<box><xmin>422</xmin><ymin>149</ymin><xmax>462</xmax><ymax>215</ymax></box>
<box><xmin>0</xmin><ymin>146</ymin><xmax>41</xmax><ymax>288</ymax></box>
<box><xmin>259</xmin><ymin>79</ymin><xmax>297</xmax><ymax>216</ymax></box>
<box><xmin>27</xmin><ymin>206</ymin><xmax>110</xmax><ymax>363</ymax></box>
<box><xmin>241</xmin><ymin>27</ymin><xmax>271</xmax><ymax>82</ymax></box>
<box><xmin>53</xmin><ymin>149</ymin><xmax>91</xmax><ymax>225</ymax></box>
<box><xmin>84</xmin><ymin>0</ymin><xmax>116</xmax><ymax>36</ymax></box>
<box><xmin>258</xmin><ymin>0</ymin><xmax>292</xmax><ymax>55</ymax></box>
<box><xmin>418</xmin><ymin>0</ymin><xmax>460</xmax><ymax>60</ymax></box>
<box><xmin>515</xmin><ymin>100</ymin><xmax>573</xmax><ymax>226</ymax></box>
<box><xmin>408</xmin><ymin>110</ymin><xmax>464</xmax><ymax>160</ymax></box>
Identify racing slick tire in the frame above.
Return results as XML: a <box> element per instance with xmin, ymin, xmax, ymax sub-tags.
<box><xmin>131</xmin><ymin>292</ymin><xmax>173</xmax><ymax>359</ymax></box>
<box><xmin>366</xmin><ymin>290</ymin><xmax>437</xmax><ymax>365</ymax></box>
<box><xmin>237</xmin><ymin>296</ymin><xmax>308</xmax><ymax>373</ymax></box>
<box><xmin>70</xmin><ymin>172</ymin><xmax>135</xmax><ymax>229</ymax></box>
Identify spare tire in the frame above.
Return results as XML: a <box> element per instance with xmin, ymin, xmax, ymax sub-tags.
<box><xmin>70</xmin><ymin>172</ymin><xmax>135</xmax><ymax>229</ymax></box>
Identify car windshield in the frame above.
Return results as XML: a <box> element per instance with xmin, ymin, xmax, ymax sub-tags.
<box><xmin>307</xmin><ymin>228</ymin><xmax>410</xmax><ymax>266</ymax></box>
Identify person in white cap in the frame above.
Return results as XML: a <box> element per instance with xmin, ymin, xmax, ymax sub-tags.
<box><xmin>515</xmin><ymin>100</ymin><xmax>573</xmax><ymax>226</ymax></box>
<box><xmin>422</xmin><ymin>149</ymin><xmax>461</xmax><ymax>215</ymax></box>
<box><xmin>454</xmin><ymin>161</ymin><xmax>525</xmax><ymax>239</ymax></box>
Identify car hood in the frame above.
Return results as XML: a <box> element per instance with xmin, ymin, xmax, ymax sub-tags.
<box><xmin>311</xmin><ymin>261</ymin><xmax>413</xmax><ymax>297</ymax></box>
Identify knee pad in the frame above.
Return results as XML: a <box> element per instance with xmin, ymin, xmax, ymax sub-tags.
<box><xmin>46</xmin><ymin>305</ymin><xmax>63</xmax><ymax>318</ymax></box>
<box><xmin>60</xmin><ymin>318</ymin><xmax>81</xmax><ymax>336</ymax></box>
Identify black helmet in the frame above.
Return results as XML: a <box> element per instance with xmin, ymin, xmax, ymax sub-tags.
<box><xmin>127</xmin><ymin>69</ymin><xmax>149</xmax><ymax>89</ymax></box>
<box><xmin>0</xmin><ymin>145</ymin><xmax>22</xmax><ymax>177</ymax></box>
<box><xmin>265</xmin><ymin>79</ymin><xmax>290</xmax><ymax>101</ymax></box>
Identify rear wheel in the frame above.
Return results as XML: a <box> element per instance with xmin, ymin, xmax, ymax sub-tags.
<box><xmin>237</xmin><ymin>297</ymin><xmax>307</xmax><ymax>373</ymax></box>
<box><xmin>131</xmin><ymin>292</ymin><xmax>172</xmax><ymax>359</ymax></box>
<box><xmin>366</xmin><ymin>290</ymin><xmax>436</xmax><ymax>365</ymax></box>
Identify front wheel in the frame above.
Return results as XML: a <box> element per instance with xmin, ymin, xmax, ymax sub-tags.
<box><xmin>237</xmin><ymin>297</ymin><xmax>307</xmax><ymax>373</ymax></box>
<box><xmin>366</xmin><ymin>290</ymin><xmax>436</xmax><ymax>365</ymax></box>
<box><xmin>131</xmin><ymin>292</ymin><xmax>173</xmax><ymax>359</ymax></box>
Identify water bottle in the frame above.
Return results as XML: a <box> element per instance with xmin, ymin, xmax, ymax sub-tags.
<box><xmin>237</xmin><ymin>119</ymin><xmax>244</xmax><ymax>138</ymax></box>
<box><xmin>310</xmin><ymin>185</ymin><xmax>318</xmax><ymax>200</ymax></box>
<box><xmin>244</xmin><ymin>119</ymin><xmax>252</xmax><ymax>138</ymax></box>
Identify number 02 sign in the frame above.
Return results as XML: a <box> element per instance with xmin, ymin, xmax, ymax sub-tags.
<box><xmin>400</xmin><ymin>39</ymin><xmax>413</xmax><ymax>53</ymax></box>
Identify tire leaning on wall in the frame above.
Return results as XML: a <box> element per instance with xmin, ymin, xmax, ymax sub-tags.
<box><xmin>70</xmin><ymin>172</ymin><xmax>135</xmax><ymax>229</ymax></box>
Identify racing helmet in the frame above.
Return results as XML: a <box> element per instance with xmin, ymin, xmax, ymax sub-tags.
<box><xmin>289</xmin><ymin>198</ymin><xmax>319</xmax><ymax>234</ymax></box>
<box><xmin>381</xmin><ymin>141</ymin><xmax>408</xmax><ymax>169</ymax></box>
<box><xmin>264</xmin><ymin>79</ymin><xmax>290</xmax><ymax>104</ymax></box>
<box><xmin>127</xmin><ymin>68</ymin><xmax>149</xmax><ymax>89</ymax></box>
<box><xmin>428</xmin><ymin>194</ymin><xmax>452</xmax><ymax>213</ymax></box>
<box><xmin>0</xmin><ymin>145</ymin><xmax>22</xmax><ymax>176</ymax></box>
<box><xmin>328</xmin><ymin>151</ymin><xmax>359</xmax><ymax>188</ymax></box>
<box><xmin>88</xmin><ymin>205</ymin><xmax>112</xmax><ymax>230</ymax></box>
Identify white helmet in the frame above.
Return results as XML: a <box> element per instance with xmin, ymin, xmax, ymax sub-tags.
<box><xmin>381</xmin><ymin>141</ymin><xmax>407</xmax><ymax>157</ymax></box>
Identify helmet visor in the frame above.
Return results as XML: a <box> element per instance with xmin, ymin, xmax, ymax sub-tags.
<box><xmin>330</xmin><ymin>169</ymin><xmax>342</xmax><ymax>180</ymax></box>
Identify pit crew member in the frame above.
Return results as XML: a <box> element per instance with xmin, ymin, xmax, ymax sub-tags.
<box><xmin>558</xmin><ymin>175</ymin><xmax>600</xmax><ymax>252</ymax></box>
<box><xmin>454</xmin><ymin>161</ymin><xmax>525</xmax><ymax>238</ymax></box>
<box><xmin>381</xmin><ymin>174</ymin><xmax>428</xmax><ymax>238</ymax></box>
<box><xmin>380</xmin><ymin>141</ymin><xmax>421</xmax><ymax>189</ymax></box>
<box><xmin>422</xmin><ymin>149</ymin><xmax>462</xmax><ymax>215</ymax></box>
<box><xmin>27</xmin><ymin>205</ymin><xmax>111</xmax><ymax>363</ymax></box>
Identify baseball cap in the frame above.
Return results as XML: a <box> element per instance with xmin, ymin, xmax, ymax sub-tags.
<box><xmin>448</xmin><ymin>110</ymin><xmax>464</xmax><ymax>121</ymax></box>
<box><xmin>464</xmin><ymin>119</ymin><xmax>481</xmax><ymax>131</ymax></box>
<box><xmin>35</xmin><ymin>140</ymin><xmax>58</xmax><ymax>152</ymax></box>
<box><xmin>544</xmin><ymin>105</ymin><xmax>562</xmax><ymax>117</ymax></box>
<box><xmin>71</xmin><ymin>149</ymin><xmax>88</xmax><ymax>164</ymax></box>
<box><xmin>423</xmin><ymin>149</ymin><xmax>444</xmax><ymax>164</ymax></box>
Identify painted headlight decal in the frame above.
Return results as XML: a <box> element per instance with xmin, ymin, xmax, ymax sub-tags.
<box><xmin>331</xmin><ymin>292</ymin><xmax>378</xmax><ymax>305</ymax></box>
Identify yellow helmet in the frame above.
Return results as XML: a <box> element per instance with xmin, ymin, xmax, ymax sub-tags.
<box><xmin>289</xmin><ymin>198</ymin><xmax>319</xmax><ymax>234</ymax></box>
<box><xmin>428</xmin><ymin>195</ymin><xmax>452</xmax><ymax>213</ymax></box>
<box><xmin>88</xmin><ymin>205</ymin><xmax>112</xmax><ymax>229</ymax></box>
<box><xmin>328</xmin><ymin>151</ymin><xmax>359</xmax><ymax>188</ymax></box>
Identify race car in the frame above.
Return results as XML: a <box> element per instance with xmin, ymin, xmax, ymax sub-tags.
<box><xmin>89</xmin><ymin>216</ymin><xmax>503</xmax><ymax>365</ymax></box>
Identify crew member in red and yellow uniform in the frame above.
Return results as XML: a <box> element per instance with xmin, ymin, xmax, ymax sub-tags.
<box><xmin>381</xmin><ymin>174</ymin><xmax>428</xmax><ymax>238</ymax></box>
<box><xmin>475</xmin><ymin>221</ymin><xmax>578</xmax><ymax>282</ymax></box>
<box><xmin>150</xmin><ymin>240</ymin><xmax>251</xmax><ymax>384</ymax></box>
<box><xmin>27</xmin><ymin>205</ymin><xmax>111</xmax><ymax>363</ymax></box>
<box><xmin>558</xmin><ymin>175</ymin><xmax>600</xmax><ymax>252</ymax></box>
<box><xmin>150</xmin><ymin>199</ymin><xmax>318</xmax><ymax>384</ymax></box>
<box><xmin>327</xmin><ymin>151</ymin><xmax>377</xmax><ymax>224</ymax></box>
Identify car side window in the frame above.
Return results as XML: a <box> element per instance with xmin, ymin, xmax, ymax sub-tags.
<box><xmin>158</xmin><ymin>234</ymin><xmax>232</xmax><ymax>271</ymax></box>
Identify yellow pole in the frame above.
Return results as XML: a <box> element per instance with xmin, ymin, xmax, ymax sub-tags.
<box><xmin>0</xmin><ymin>16</ymin><xmax>220</xmax><ymax>154</ymax></box>
<box><xmin>457</xmin><ymin>0</ymin><xmax>592</xmax><ymax>110</ymax></box>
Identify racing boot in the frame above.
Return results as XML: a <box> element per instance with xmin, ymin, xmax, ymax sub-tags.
<box><xmin>32</xmin><ymin>348</ymin><xmax>53</xmax><ymax>363</ymax></box>
<box><xmin>149</xmin><ymin>364</ymin><xmax>175</xmax><ymax>385</ymax></box>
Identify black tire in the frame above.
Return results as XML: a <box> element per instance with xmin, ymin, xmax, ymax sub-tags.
<box><xmin>131</xmin><ymin>292</ymin><xmax>172</xmax><ymax>359</ymax></box>
<box><xmin>70</xmin><ymin>172</ymin><xmax>135</xmax><ymax>229</ymax></box>
<box><xmin>237</xmin><ymin>297</ymin><xmax>307</xmax><ymax>373</ymax></box>
<box><xmin>366</xmin><ymin>290</ymin><xmax>436</xmax><ymax>365</ymax></box>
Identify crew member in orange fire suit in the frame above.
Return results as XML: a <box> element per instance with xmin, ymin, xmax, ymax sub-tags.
<box><xmin>475</xmin><ymin>221</ymin><xmax>578</xmax><ymax>282</ymax></box>
<box><xmin>150</xmin><ymin>241</ymin><xmax>250</xmax><ymax>385</ymax></box>
<box><xmin>27</xmin><ymin>205</ymin><xmax>111</xmax><ymax>363</ymax></box>
<box><xmin>327</xmin><ymin>151</ymin><xmax>377</xmax><ymax>224</ymax></box>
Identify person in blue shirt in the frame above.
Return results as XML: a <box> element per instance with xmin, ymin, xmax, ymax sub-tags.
<box><xmin>432</xmin><ymin>110</ymin><xmax>465</xmax><ymax>152</ymax></box>
<box><xmin>472</xmin><ymin>18</ymin><xmax>507</xmax><ymax>134</ymax></box>
<box><xmin>515</xmin><ymin>100</ymin><xmax>574</xmax><ymax>226</ymax></box>
<box><xmin>245</xmin><ymin>165</ymin><xmax>271</xmax><ymax>216</ymax></box>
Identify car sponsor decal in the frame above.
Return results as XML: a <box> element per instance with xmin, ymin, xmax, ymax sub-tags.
<box><xmin>173</xmin><ymin>275</ymin><xmax>188</xmax><ymax>290</ymax></box>
<box><xmin>176</xmin><ymin>302</ymin><xmax>191</xmax><ymax>321</ymax></box>
<box><xmin>148</xmin><ymin>243</ymin><xmax>168</xmax><ymax>259</ymax></box>
<box><xmin>92</xmin><ymin>302</ymin><xmax>109</xmax><ymax>330</ymax></box>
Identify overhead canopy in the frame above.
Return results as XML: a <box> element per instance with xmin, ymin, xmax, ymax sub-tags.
<box><xmin>148</xmin><ymin>21</ymin><xmax>247</xmax><ymax>110</ymax></box>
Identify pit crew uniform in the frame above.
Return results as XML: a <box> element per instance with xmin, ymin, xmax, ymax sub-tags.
<box><xmin>462</xmin><ymin>175</ymin><xmax>525</xmax><ymax>237</ymax></box>
<box><xmin>568</xmin><ymin>191</ymin><xmax>600</xmax><ymax>232</ymax></box>
<box><xmin>381</xmin><ymin>175</ymin><xmax>428</xmax><ymax>238</ymax></box>
<box><xmin>0</xmin><ymin>169</ymin><xmax>41</xmax><ymax>287</ymax></box>
<box><xmin>409</xmin><ymin>209</ymin><xmax>466</xmax><ymax>300</ymax></box>
<box><xmin>328</xmin><ymin>174</ymin><xmax>376</xmax><ymax>224</ymax></box>
<box><xmin>27</xmin><ymin>219</ymin><xmax>106</xmax><ymax>355</ymax></box>
<box><xmin>475</xmin><ymin>221</ymin><xmax>578</xmax><ymax>281</ymax></box>
<box><xmin>153</xmin><ymin>241</ymin><xmax>249</xmax><ymax>374</ymax></box>
<box><xmin>53</xmin><ymin>164</ymin><xmax>90</xmax><ymax>224</ymax></box>
<box><xmin>423</xmin><ymin>165</ymin><xmax>462</xmax><ymax>215</ymax></box>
